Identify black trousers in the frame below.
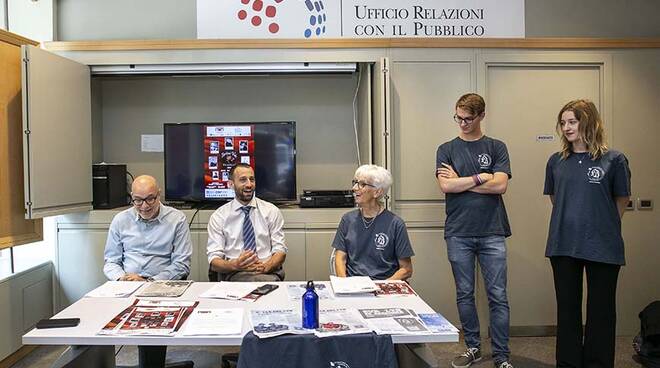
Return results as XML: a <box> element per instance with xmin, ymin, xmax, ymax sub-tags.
<box><xmin>550</xmin><ymin>256</ymin><xmax>620</xmax><ymax>368</ymax></box>
<box><xmin>138</xmin><ymin>345</ymin><xmax>167</xmax><ymax>368</ymax></box>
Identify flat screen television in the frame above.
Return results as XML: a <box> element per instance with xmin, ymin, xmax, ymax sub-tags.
<box><xmin>164</xmin><ymin>122</ymin><xmax>296</xmax><ymax>204</ymax></box>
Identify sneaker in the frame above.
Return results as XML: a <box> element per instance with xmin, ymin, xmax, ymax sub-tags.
<box><xmin>495</xmin><ymin>361</ymin><xmax>514</xmax><ymax>368</ymax></box>
<box><xmin>451</xmin><ymin>347</ymin><xmax>482</xmax><ymax>368</ymax></box>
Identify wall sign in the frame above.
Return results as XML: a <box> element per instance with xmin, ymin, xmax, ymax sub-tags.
<box><xmin>536</xmin><ymin>134</ymin><xmax>555</xmax><ymax>142</ymax></box>
<box><xmin>197</xmin><ymin>0</ymin><xmax>525</xmax><ymax>39</ymax></box>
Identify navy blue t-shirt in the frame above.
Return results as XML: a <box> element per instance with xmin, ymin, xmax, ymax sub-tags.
<box><xmin>544</xmin><ymin>150</ymin><xmax>631</xmax><ymax>265</ymax></box>
<box><xmin>435</xmin><ymin>136</ymin><xmax>512</xmax><ymax>238</ymax></box>
<box><xmin>332</xmin><ymin>209</ymin><xmax>414</xmax><ymax>280</ymax></box>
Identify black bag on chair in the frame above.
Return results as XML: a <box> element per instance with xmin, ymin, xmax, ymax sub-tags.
<box><xmin>633</xmin><ymin>301</ymin><xmax>660</xmax><ymax>368</ymax></box>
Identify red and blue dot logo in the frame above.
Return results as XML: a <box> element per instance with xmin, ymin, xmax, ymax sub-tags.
<box><xmin>303</xmin><ymin>0</ymin><xmax>327</xmax><ymax>38</ymax></box>
<box><xmin>236</xmin><ymin>0</ymin><xmax>327</xmax><ymax>37</ymax></box>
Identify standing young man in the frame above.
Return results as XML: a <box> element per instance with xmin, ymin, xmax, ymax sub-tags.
<box><xmin>436</xmin><ymin>93</ymin><xmax>513</xmax><ymax>368</ymax></box>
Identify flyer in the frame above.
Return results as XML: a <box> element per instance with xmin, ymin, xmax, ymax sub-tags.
<box><xmin>99</xmin><ymin>299</ymin><xmax>198</xmax><ymax>336</ymax></box>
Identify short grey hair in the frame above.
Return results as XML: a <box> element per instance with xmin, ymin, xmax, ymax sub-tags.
<box><xmin>354</xmin><ymin>164</ymin><xmax>392</xmax><ymax>200</ymax></box>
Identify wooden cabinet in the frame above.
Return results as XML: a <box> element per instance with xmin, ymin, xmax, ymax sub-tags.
<box><xmin>0</xmin><ymin>30</ymin><xmax>42</xmax><ymax>249</ymax></box>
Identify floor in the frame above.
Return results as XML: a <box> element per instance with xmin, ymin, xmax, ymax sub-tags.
<box><xmin>10</xmin><ymin>336</ymin><xmax>642</xmax><ymax>367</ymax></box>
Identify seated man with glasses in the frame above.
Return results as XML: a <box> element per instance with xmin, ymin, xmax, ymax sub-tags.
<box><xmin>207</xmin><ymin>163</ymin><xmax>287</xmax><ymax>282</ymax></box>
<box><xmin>103</xmin><ymin>175</ymin><xmax>193</xmax><ymax>368</ymax></box>
<box><xmin>104</xmin><ymin>174</ymin><xmax>192</xmax><ymax>282</ymax></box>
<box><xmin>332</xmin><ymin>164</ymin><xmax>414</xmax><ymax>281</ymax></box>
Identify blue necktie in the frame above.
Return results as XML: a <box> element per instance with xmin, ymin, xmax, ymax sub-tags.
<box><xmin>241</xmin><ymin>206</ymin><xmax>257</xmax><ymax>252</ymax></box>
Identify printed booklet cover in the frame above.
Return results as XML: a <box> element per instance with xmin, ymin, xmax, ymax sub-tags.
<box><xmin>99</xmin><ymin>299</ymin><xmax>198</xmax><ymax>336</ymax></box>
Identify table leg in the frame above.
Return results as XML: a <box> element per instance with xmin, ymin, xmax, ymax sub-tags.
<box><xmin>396</xmin><ymin>343</ymin><xmax>439</xmax><ymax>368</ymax></box>
<box><xmin>51</xmin><ymin>345</ymin><xmax>115</xmax><ymax>368</ymax></box>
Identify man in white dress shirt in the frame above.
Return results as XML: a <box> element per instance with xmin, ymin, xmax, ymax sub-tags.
<box><xmin>207</xmin><ymin>163</ymin><xmax>287</xmax><ymax>281</ymax></box>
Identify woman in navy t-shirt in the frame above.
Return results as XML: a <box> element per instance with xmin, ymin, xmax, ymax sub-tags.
<box><xmin>332</xmin><ymin>164</ymin><xmax>414</xmax><ymax>281</ymax></box>
<box><xmin>544</xmin><ymin>99</ymin><xmax>631</xmax><ymax>368</ymax></box>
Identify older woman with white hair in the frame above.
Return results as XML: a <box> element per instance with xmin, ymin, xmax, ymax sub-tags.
<box><xmin>332</xmin><ymin>164</ymin><xmax>414</xmax><ymax>280</ymax></box>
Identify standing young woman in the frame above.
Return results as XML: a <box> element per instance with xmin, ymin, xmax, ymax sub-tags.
<box><xmin>544</xmin><ymin>99</ymin><xmax>631</xmax><ymax>368</ymax></box>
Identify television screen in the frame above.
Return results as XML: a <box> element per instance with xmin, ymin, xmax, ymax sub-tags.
<box><xmin>164</xmin><ymin>122</ymin><xmax>296</xmax><ymax>203</ymax></box>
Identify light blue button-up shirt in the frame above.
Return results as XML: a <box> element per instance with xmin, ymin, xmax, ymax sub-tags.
<box><xmin>103</xmin><ymin>204</ymin><xmax>192</xmax><ymax>281</ymax></box>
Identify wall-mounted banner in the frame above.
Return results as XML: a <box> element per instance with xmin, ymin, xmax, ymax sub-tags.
<box><xmin>197</xmin><ymin>0</ymin><xmax>525</xmax><ymax>39</ymax></box>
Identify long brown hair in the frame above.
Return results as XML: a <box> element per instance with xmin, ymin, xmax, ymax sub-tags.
<box><xmin>556</xmin><ymin>99</ymin><xmax>608</xmax><ymax>160</ymax></box>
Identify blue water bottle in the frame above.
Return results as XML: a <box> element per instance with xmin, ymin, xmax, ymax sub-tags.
<box><xmin>302</xmin><ymin>280</ymin><xmax>319</xmax><ymax>329</ymax></box>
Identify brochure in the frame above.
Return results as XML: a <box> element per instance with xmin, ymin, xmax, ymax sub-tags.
<box><xmin>418</xmin><ymin>313</ymin><xmax>459</xmax><ymax>334</ymax></box>
<box><xmin>199</xmin><ymin>282</ymin><xmax>259</xmax><ymax>301</ymax></box>
<box><xmin>180</xmin><ymin>308</ymin><xmax>244</xmax><ymax>336</ymax></box>
<box><xmin>374</xmin><ymin>280</ymin><xmax>417</xmax><ymax>297</ymax></box>
<box><xmin>286</xmin><ymin>283</ymin><xmax>334</xmax><ymax>301</ymax></box>
<box><xmin>99</xmin><ymin>299</ymin><xmax>198</xmax><ymax>336</ymax></box>
<box><xmin>330</xmin><ymin>275</ymin><xmax>379</xmax><ymax>294</ymax></box>
<box><xmin>85</xmin><ymin>281</ymin><xmax>145</xmax><ymax>298</ymax></box>
<box><xmin>249</xmin><ymin>309</ymin><xmax>313</xmax><ymax>338</ymax></box>
<box><xmin>251</xmin><ymin>308</ymin><xmax>377</xmax><ymax>338</ymax></box>
<box><xmin>358</xmin><ymin>307</ymin><xmax>429</xmax><ymax>335</ymax></box>
<box><xmin>315</xmin><ymin>308</ymin><xmax>372</xmax><ymax>338</ymax></box>
<box><xmin>136</xmin><ymin>280</ymin><xmax>193</xmax><ymax>298</ymax></box>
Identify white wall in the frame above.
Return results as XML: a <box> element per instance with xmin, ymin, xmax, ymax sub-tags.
<box><xmin>54</xmin><ymin>0</ymin><xmax>660</xmax><ymax>41</ymax></box>
<box><xmin>7</xmin><ymin>0</ymin><xmax>55</xmax><ymax>41</ymax></box>
<box><xmin>0</xmin><ymin>0</ymin><xmax>7</xmax><ymax>30</ymax></box>
<box><xmin>525</xmin><ymin>0</ymin><xmax>660</xmax><ymax>37</ymax></box>
<box><xmin>57</xmin><ymin>0</ymin><xmax>196</xmax><ymax>41</ymax></box>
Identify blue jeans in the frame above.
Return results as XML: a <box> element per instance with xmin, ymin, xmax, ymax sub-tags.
<box><xmin>446</xmin><ymin>235</ymin><xmax>510</xmax><ymax>364</ymax></box>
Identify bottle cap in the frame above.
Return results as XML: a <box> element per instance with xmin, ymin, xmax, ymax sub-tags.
<box><xmin>306</xmin><ymin>280</ymin><xmax>314</xmax><ymax>290</ymax></box>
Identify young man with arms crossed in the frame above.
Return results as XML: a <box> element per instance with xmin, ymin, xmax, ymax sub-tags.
<box><xmin>436</xmin><ymin>93</ymin><xmax>514</xmax><ymax>368</ymax></box>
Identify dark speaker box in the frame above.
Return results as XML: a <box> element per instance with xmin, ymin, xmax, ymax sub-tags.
<box><xmin>93</xmin><ymin>164</ymin><xmax>127</xmax><ymax>209</ymax></box>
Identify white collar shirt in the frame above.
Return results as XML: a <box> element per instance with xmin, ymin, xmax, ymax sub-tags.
<box><xmin>207</xmin><ymin>196</ymin><xmax>287</xmax><ymax>263</ymax></box>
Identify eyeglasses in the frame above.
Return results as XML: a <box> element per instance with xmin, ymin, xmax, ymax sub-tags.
<box><xmin>131</xmin><ymin>194</ymin><xmax>159</xmax><ymax>206</ymax></box>
<box><xmin>453</xmin><ymin>114</ymin><xmax>479</xmax><ymax>125</ymax></box>
<box><xmin>351</xmin><ymin>180</ymin><xmax>376</xmax><ymax>189</ymax></box>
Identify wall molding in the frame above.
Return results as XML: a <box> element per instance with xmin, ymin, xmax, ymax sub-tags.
<box><xmin>43</xmin><ymin>37</ymin><xmax>660</xmax><ymax>52</ymax></box>
<box><xmin>0</xmin><ymin>29</ymin><xmax>38</xmax><ymax>47</ymax></box>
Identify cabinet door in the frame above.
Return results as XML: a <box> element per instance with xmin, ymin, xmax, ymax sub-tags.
<box><xmin>304</xmin><ymin>230</ymin><xmax>336</xmax><ymax>281</ymax></box>
<box><xmin>197</xmin><ymin>231</ymin><xmax>211</xmax><ymax>281</ymax></box>
<box><xmin>56</xmin><ymin>229</ymin><xmax>107</xmax><ymax>310</ymax></box>
<box><xmin>282</xmin><ymin>230</ymin><xmax>306</xmax><ymax>281</ymax></box>
<box><xmin>406</xmin><ymin>229</ymin><xmax>460</xmax><ymax>326</ymax></box>
<box><xmin>188</xmin><ymin>230</ymin><xmax>204</xmax><ymax>282</ymax></box>
<box><xmin>483</xmin><ymin>61</ymin><xmax>602</xmax><ymax>331</ymax></box>
<box><xmin>21</xmin><ymin>45</ymin><xmax>92</xmax><ymax>218</ymax></box>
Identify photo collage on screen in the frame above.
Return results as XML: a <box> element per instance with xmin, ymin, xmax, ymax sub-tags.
<box><xmin>204</xmin><ymin>125</ymin><xmax>255</xmax><ymax>199</ymax></box>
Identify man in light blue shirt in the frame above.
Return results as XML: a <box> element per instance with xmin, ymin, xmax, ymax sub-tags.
<box><xmin>103</xmin><ymin>175</ymin><xmax>193</xmax><ymax>368</ymax></box>
<box><xmin>103</xmin><ymin>175</ymin><xmax>192</xmax><ymax>281</ymax></box>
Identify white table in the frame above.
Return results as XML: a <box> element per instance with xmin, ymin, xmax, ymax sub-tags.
<box><xmin>24</xmin><ymin>281</ymin><xmax>458</xmax><ymax>367</ymax></box>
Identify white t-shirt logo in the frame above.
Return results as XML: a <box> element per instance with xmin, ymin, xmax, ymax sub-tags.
<box><xmin>330</xmin><ymin>362</ymin><xmax>350</xmax><ymax>368</ymax></box>
<box><xmin>587</xmin><ymin>166</ymin><xmax>605</xmax><ymax>183</ymax></box>
<box><xmin>374</xmin><ymin>233</ymin><xmax>389</xmax><ymax>250</ymax></box>
<box><xmin>478</xmin><ymin>153</ymin><xmax>492</xmax><ymax>168</ymax></box>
